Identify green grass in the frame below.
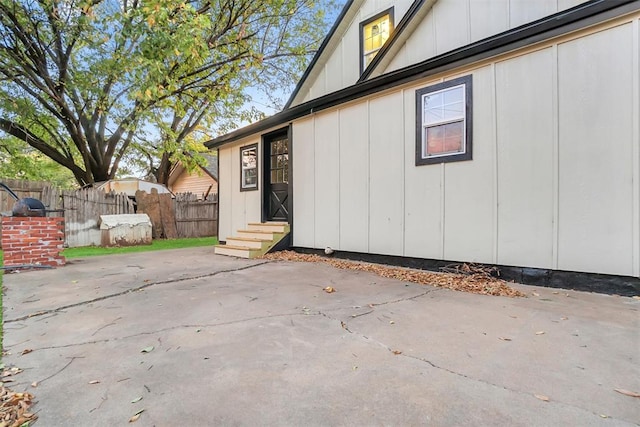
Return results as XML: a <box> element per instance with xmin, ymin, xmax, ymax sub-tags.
<box><xmin>62</xmin><ymin>236</ymin><xmax>218</xmax><ymax>258</ymax></box>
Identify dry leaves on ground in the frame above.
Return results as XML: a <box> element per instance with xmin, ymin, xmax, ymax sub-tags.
<box><xmin>0</xmin><ymin>385</ymin><xmax>37</xmax><ymax>427</ymax></box>
<box><xmin>262</xmin><ymin>251</ymin><xmax>525</xmax><ymax>297</ymax></box>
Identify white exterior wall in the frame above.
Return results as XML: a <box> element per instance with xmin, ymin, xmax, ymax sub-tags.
<box><xmin>217</xmin><ymin>138</ymin><xmax>263</xmax><ymax>242</ymax></box>
<box><xmin>384</xmin><ymin>0</ymin><xmax>591</xmax><ymax>74</ymax></box>
<box><xmin>288</xmin><ymin>14</ymin><xmax>640</xmax><ymax>277</ymax></box>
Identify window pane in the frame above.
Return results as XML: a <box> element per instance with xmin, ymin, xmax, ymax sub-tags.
<box><xmin>277</xmin><ymin>169</ymin><xmax>284</xmax><ymax>183</ymax></box>
<box><xmin>283</xmin><ymin>167</ymin><xmax>288</xmax><ymax>183</ymax></box>
<box><xmin>444</xmin><ymin>101</ymin><xmax>464</xmax><ymax>120</ymax></box>
<box><xmin>271</xmin><ymin>170</ymin><xmax>277</xmax><ymax>183</ymax></box>
<box><xmin>444</xmin><ymin>86</ymin><xmax>463</xmax><ymax>104</ymax></box>
<box><xmin>425</xmin><ymin>122</ymin><xmax>464</xmax><ymax>157</ymax></box>
<box><xmin>372</xmin><ymin>34</ymin><xmax>382</xmax><ymax>50</ymax></box>
<box><xmin>242</xmin><ymin>148</ymin><xmax>256</xmax><ymax>168</ymax></box>
<box><xmin>244</xmin><ymin>168</ymin><xmax>257</xmax><ymax>187</ymax></box>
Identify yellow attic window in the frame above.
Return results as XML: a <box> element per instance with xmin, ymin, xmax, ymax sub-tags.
<box><xmin>361</xmin><ymin>9</ymin><xmax>393</xmax><ymax>73</ymax></box>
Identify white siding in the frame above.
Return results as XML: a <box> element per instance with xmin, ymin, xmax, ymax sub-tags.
<box><xmin>221</xmin><ymin>13</ymin><xmax>640</xmax><ymax>277</ymax></box>
<box><xmin>495</xmin><ymin>48</ymin><xmax>555</xmax><ymax>269</ymax></box>
<box><xmin>217</xmin><ymin>139</ymin><xmax>261</xmax><ymax>242</ymax></box>
<box><xmin>383</xmin><ymin>0</ymin><xmax>592</xmax><ymax>75</ymax></box>
<box><xmin>292</xmin><ymin>119</ymin><xmax>315</xmax><ymax>247</ymax></box>
<box><xmin>442</xmin><ymin>67</ymin><xmax>495</xmax><ymax>263</ymax></box>
<box><xmin>218</xmin><ymin>146</ymin><xmax>233</xmax><ymax>241</ymax></box>
<box><xmin>369</xmin><ymin>92</ymin><xmax>405</xmax><ymax>255</ymax></box>
<box><xmin>557</xmin><ymin>24</ymin><xmax>635</xmax><ymax>275</ymax></box>
<box><xmin>339</xmin><ymin>103</ymin><xmax>370</xmax><ymax>252</ymax></box>
<box><xmin>314</xmin><ymin>111</ymin><xmax>341</xmax><ymax>249</ymax></box>
<box><xmin>403</xmin><ymin>80</ymin><xmax>444</xmax><ymax>259</ymax></box>
<box><xmin>433</xmin><ymin>0</ymin><xmax>470</xmax><ymax>54</ymax></box>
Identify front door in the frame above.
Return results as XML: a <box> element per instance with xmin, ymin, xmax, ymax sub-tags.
<box><xmin>263</xmin><ymin>129</ymin><xmax>290</xmax><ymax>222</ymax></box>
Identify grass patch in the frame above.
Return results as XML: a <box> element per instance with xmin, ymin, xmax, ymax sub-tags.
<box><xmin>62</xmin><ymin>236</ymin><xmax>218</xmax><ymax>259</ymax></box>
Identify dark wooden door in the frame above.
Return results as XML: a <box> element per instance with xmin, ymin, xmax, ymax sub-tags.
<box><xmin>264</xmin><ymin>132</ymin><xmax>290</xmax><ymax>222</ymax></box>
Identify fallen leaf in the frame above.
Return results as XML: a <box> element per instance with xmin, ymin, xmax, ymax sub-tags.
<box><xmin>632</xmin><ymin>296</ymin><xmax>640</xmax><ymax>300</ymax></box>
<box><xmin>560</xmin><ymin>317</ymin><xmax>568</xmax><ymax>320</ymax></box>
<box><xmin>88</xmin><ymin>380</ymin><xmax>100</xmax><ymax>384</ymax></box>
<box><xmin>535</xmin><ymin>331</ymin><xmax>546</xmax><ymax>335</ymax></box>
<box><xmin>31</xmin><ymin>382</ymin><xmax>38</xmax><ymax>388</ymax></box>
<box><xmin>389</xmin><ymin>320</ymin><xmax>395</xmax><ymax>325</ymax></box>
<box><xmin>21</xmin><ymin>349</ymin><xmax>33</xmax><ymax>355</ymax></box>
<box><xmin>140</xmin><ymin>346</ymin><xmax>154</xmax><ymax>353</ymax></box>
<box><xmin>509</xmin><ymin>315</ymin><xmax>518</xmax><ymax>319</ymax></box>
<box><xmin>131</xmin><ymin>396</ymin><xmax>143</xmax><ymax>403</ymax></box>
<box><xmin>196</xmin><ymin>329</ymin><xmax>202</xmax><ymax>333</ymax></box>
<box><xmin>129</xmin><ymin>409</ymin><xmax>145</xmax><ymax>422</ymax></box>
<box><xmin>532</xmin><ymin>292</ymin><xmax>540</xmax><ymax>297</ymax></box>
<box><xmin>600</xmin><ymin>414</ymin><xmax>609</xmax><ymax>418</ymax></box>
<box><xmin>72</xmin><ymin>280</ymin><xmax>78</xmax><ymax>284</ymax></box>
<box><xmin>614</xmin><ymin>388</ymin><xmax>640</xmax><ymax>398</ymax></box>
<box><xmin>392</xmin><ymin>350</ymin><xmax>402</xmax><ymax>355</ymax></box>
<box><xmin>498</xmin><ymin>337</ymin><xmax>512</xmax><ymax>341</ymax></box>
<box><xmin>535</xmin><ymin>394</ymin><xmax>550</xmax><ymax>402</ymax></box>
<box><xmin>552</xmin><ymin>291</ymin><xmax>559</xmax><ymax>294</ymax></box>
<box><xmin>323</xmin><ymin>286</ymin><xmax>336</xmax><ymax>293</ymax></box>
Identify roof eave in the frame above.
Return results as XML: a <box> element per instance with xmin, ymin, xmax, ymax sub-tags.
<box><xmin>206</xmin><ymin>0</ymin><xmax>639</xmax><ymax>149</ymax></box>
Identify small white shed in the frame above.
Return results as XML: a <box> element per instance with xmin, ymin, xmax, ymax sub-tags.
<box><xmin>100</xmin><ymin>214</ymin><xmax>152</xmax><ymax>247</ymax></box>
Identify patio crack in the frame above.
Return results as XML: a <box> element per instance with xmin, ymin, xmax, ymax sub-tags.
<box><xmin>322</xmin><ymin>307</ymin><xmax>635</xmax><ymax>425</ymax></box>
<box><xmin>17</xmin><ymin>311</ymin><xmax>318</xmax><ymax>352</ymax></box>
<box><xmin>4</xmin><ymin>261</ymin><xmax>271</xmax><ymax>323</ymax></box>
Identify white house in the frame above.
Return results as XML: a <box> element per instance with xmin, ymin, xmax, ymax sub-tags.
<box><xmin>206</xmin><ymin>0</ymin><xmax>640</xmax><ymax>294</ymax></box>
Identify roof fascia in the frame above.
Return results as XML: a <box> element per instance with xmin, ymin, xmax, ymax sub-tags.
<box><xmin>283</xmin><ymin>0</ymin><xmax>362</xmax><ymax>109</ymax></box>
<box><xmin>206</xmin><ymin>0</ymin><xmax>639</xmax><ymax>149</ymax></box>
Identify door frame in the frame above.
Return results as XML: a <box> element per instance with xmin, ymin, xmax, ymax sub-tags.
<box><xmin>261</xmin><ymin>126</ymin><xmax>293</xmax><ymax>230</ymax></box>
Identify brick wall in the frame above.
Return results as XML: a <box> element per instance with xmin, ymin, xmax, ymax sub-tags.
<box><xmin>1</xmin><ymin>217</ymin><xmax>65</xmax><ymax>267</ymax></box>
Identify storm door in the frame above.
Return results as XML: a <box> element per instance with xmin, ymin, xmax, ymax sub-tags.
<box><xmin>263</xmin><ymin>130</ymin><xmax>290</xmax><ymax>222</ymax></box>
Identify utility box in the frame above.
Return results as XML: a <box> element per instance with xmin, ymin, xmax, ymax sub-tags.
<box><xmin>99</xmin><ymin>214</ymin><xmax>152</xmax><ymax>247</ymax></box>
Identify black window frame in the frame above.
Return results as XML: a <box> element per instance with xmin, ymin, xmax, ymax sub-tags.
<box><xmin>415</xmin><ymin>75</ymin><xmax>473</xmax><ymax>166</ymax></box>
<box><xmin>239</xmin><ymin>143</ymin><xmax>259</xmax><ymax>192</ymax></box>
<box><xmin>359</xmin><ymin>7</ymin><xmax>394</xmax><ymax>75</ymax></box>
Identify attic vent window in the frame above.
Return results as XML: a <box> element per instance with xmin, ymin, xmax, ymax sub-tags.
<box><xmin>415</xmin><ymin>75</ymin><xmax>473</xmax><ymax>165</ymax></box>
<box><xmin>360</xmin><ymin>8</ymin><xmax>393</xmax><ymax>74</ymax></box>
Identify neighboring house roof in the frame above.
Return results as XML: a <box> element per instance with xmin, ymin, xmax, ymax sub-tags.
<box><xmin>168</xmin><ymin>153</ymin><xmax>218</xmax><ymax>183</ymax></box>
<box><xmin>206</xmin><ymin>0</ymin><xmax>636</xmax><ymax>149</ymax></box>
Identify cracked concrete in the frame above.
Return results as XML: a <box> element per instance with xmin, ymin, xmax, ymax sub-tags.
<box><xmin>2</xmin><ymin>247</ymin><xmax>639</xmax><ymax>426</ymax></box>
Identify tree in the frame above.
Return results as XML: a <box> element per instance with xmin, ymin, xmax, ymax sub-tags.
<box><xmin>0</xmin><ymin>0</ymin><xmax>331</xmax><ymax>185</ymax></box>
<box><xmin>0</xmin><ymin>135</ymin><xmax>76</xmax><ymax>187</ymax></box>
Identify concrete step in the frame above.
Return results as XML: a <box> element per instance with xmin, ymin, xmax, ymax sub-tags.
<box><xmin>214</xmin><ymin>244</ymin><xmax>262</xmax><ymax>259</ymax></box>
<box><xmin>247</xmin><ymin>222</ymin><xmax>290</xmax><ymax>233</ymax></box>
<box><xmin>226</xmin><ymin>236</ymin><xmax>272</xmax><ymax>250</ymax></box>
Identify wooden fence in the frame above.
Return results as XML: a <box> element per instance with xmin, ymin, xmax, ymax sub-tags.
<box><xmin>0</xmin><ymin>179</ymin><xmax>217</xmax><ymax>248</ymax></box>
<box><xmin>175</xmin><ymin>193</ymin><xmax>218</xmax><ymax>238</ymax></box>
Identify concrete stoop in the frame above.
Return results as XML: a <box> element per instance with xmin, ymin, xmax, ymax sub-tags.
<box><xmin>214</xmin><ymin>222</ymin><xmax>290</xmax><ymax>258</ymax></box>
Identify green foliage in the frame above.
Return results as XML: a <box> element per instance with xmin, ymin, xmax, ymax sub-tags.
<box><xmin>0</xmin><ymin>136</ymin><xmax>77</xmax><ymax>188</ymax></box>
<box><xmin>0</xmin><ymin>0</ymin><xmax>336</xmax><ymax>185</ymax></box>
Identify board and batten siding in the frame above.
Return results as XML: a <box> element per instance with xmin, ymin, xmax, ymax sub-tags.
<box><xmin>217</xmin><ymin>138</ymin><xmax>262</xmax><ymax>241</ymax></box>
<box><xmin>290</xmin><ymin>15</ymin><xmax>640</xmax><ymax>277</ymax></box>
<box><xmin>383</xmin><ymin>0</ymin><xmax>591</xmax><ymax>75</ymax></box>
<box><xmin>296</xmin><ymin>0</ymin><xmax>415</xmax><ymax>105</ymax></box>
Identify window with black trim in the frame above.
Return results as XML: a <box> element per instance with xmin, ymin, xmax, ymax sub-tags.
<box><xmin>360</xmin><ymin>8</ymin><xmax>393</xmax><ymax>74</ymax></box>
<box><xmin>415</xmin><ymin>75</ymin><xmax>472</xmax><ymax>165</ymax></box>
<box><xmin>240</xmin><ymin>143</ymin><xmax>258</xmax><ymax>191</ymax></box>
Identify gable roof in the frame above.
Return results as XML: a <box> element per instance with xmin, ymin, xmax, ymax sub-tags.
<box><xmin>358</xmin><ymin>0</ymin><xmax>437</xmax><ymax>81</ymax></box>
<box><xmin>207</xmin><ymin>0</ymin><xmax>638</xmax><ymax>149</ymax></box>
<box><xmin>284</xmin><ymin>0</ymin><xmax>363</xmax><ymax>109</ymax></box>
